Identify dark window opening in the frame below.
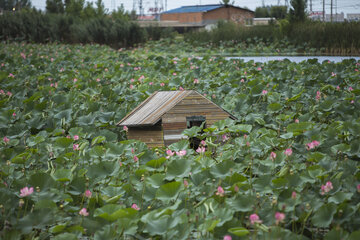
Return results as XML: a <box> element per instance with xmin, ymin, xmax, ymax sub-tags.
<box><xmin>186</xmin><ymin>116</ymin><xmax>206</xmax><ymax>150</ymax></box>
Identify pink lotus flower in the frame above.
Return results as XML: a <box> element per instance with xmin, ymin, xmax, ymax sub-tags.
<box><xmin>320</xmin><ymin>181</ymin><xmax>333</xmax><ymax>195</ymax></box>
<box><xmin>166</xmin><ymin>149</ymin><xmax>174</xmax><ymax>158</ymax></box>
<box><xmin>331</xmin><ymin>72</ymin><xmax>336</xmax><ymax>77</ymax></box>
<box><xmin>51</xmin><ymin>58</ymin><xmax>54</xmax><ymax>62</ymax></box>
<box><xmin>173</xmin><ymin>61</ymin><xmax>177</xmax><ymax>64</ymax></box>
<box><xmin>284</xmin><ymin>148</ymin><xmax>292</xmax><ymax>156</ymax></box>
<box><xmin>222</xmin><ymin>134</ymin><xmax>229</xmax><ymax>142</ymax></box>
<box><xmin>216</xmin><ymin>186</ymin><xmax>225</xmax><ymax>197</ymax></box>
<box><xmin>173</xmin><ymin>73</ymin><xmax>177</xmax><ymax>76</ymax></box>
<box><xmin>130</xmin><ymin>78</ymin><xmax>135</xmax><ymax>82</ymax></box>
<box><xmin>20</xmin><ymin>52</ymin><xmax>26</xmax><ymax>59</ymax></box>
<box><xmin>3</xmin><ymin>136</ymin><xmax>10</xmax><ymax>143</ymax></box>
<box><xmin>275</xmin><ymin>212</ymin><xmax>285</xmax><ymax>224</ymax></box>
<box><xmin>123</xmin><ymin>126</ymin><xmax>128</xmax><ymax>132</ymax></box>
<box><xmin>257</xmin><ymin>67</ymin><xmax>262</xmax><ymax>71</ymax></box>
<box><xmin>130</xmin><ymin>84</ymin><xmax>134</xmax><ymax>89</ymax></box>
<box><xmin>131</xmin><ymin>203</ymin><xmax>140</xmax><ymax>210</ymax></box>
<box><xmin>234</xmin><ymin>185</ymin><xmax>239</xmax><ymax>192</ymax></box>
<box><xmin>355</xmin><ymin>69</ymin><xmax>358</xmax><ymax>72</ymax></box>
<box><xmin>306</xmin><ymin>140</ymin><xmax>320</xmax><ymax>150</ymax></box>
<box><xmin>73</xmin><ymin>135</ymin><xmax>79</xmax><ymax>140</ymax></box>
<box><xmin>84</xmin><ymin>189</ymin><xmax>92</xmax><ymax>198</ymax></box>
<box><xmin>194</xmin><ymin>78</ymin><xmax>199</xmax><ymax>84</ymax></box>
<box><xmin>73</xmin><ymin>144</ymin><xmax>80</xmax><ymax>151</ymax></box>
<box><xmin>357</xmin><ymin>184</ymin><xmax>360</xmax><ymax>193</ymax></box>
<box><xmin>183</xmin><ymin>179</ymin><xmax>189</xmax><ymax>187</ymax></box>
<box><xmin>262</xmin><ymin>90</ymin><xmax>268</xmax><ymax>95</ymax></box>
<box><xmin>196</xmin><ymin>146</ymin><xmax>206</xmax><ymax>153</ymax></box>
<box><xmin>8</xmin><ymin>73</ymin><xmax>14</xmax><ymax>78</ymax></box>
<box><xmin>131</xmin><ymin>148</ymin><xmax>135</xmax><ymax>154</ymax></box>
<box><xmin>73</xmin><ymin>78</ymin><xmax>78</xmax><ymax>83</ymax></box>
<box><xmin>336</xmin><ymin>86</ymin><xmax>340</xmax><ymax>90</ymax></box>
<box><xmin>96</xmin><ymin>78</ymin><xmax>100</xmax><ymax>82</ymax></box>
<box><xmin>200</xmin><ymin>140</ymin><xmax>206</xmax><ymax>146</ymax></box>
<box><xmin>348</xmin><ymin>86</ymin><xmax>354</xmax><ymax>91</ymax></box>
<box><xmin>79</xmin><ymin>208</ymin><xmax>89</xmax><ymax>216</ymax></box>
<box><xmin>160</xmin><ymin>82</ymin><xmax>165</xmax><ymax>87</ymax></box>
<box><xmin>316</xmin><ymin>91</ymin><xmax>321</xmax><ymax>100</ymax></box>
<box><xmin>223</xmin><ymin>235</ymin><xmax>232</xmax><ymax>240</ymax></box>
<box><xmin>249</xmin><ymin>213</ymin><xmax>262</xmax><ymax>224</ymax></box>
<box><xmin>179</xmin><ymin>87</ymin><xmax>184</xmax><ymax>91</ymax></box>
<box><xmin>6</xmin><ymin>91</ymin><xmax>12</xmax><ymax>97</ymax></box>
<box><xmin>292</xmin><ymin>191</ymin><xmax>297</xmax><ymax>199</ymax></box>
<box><xmin>176</xmin><ymin>150</ymin><xmax>187</xmax><ymax>156</ymax></box>
<box><xmin>149</xmin><ymin>82</ymin><xmax>153</xmax><ymax>85</ymax></box>
<box><xmin>295</xmin><ymin>119</ymin><xmax>299</xmax><ymax>123</ymax></box>
<box><xmin>138</xmin><ymin>75</ymin><xmax>145</xmax><ymax>81</ymax></box>
<box><xmin>20</xmin><ymin>187</ymin><xmax>34</xmax><ymax>197</ymax></box>
<box><xmin>133</xmin><ymin>155</ymin><xmax>139</xmax><ymax>162</ymax></box>
<box><xmin>270</xmin><ymin>152</ymin><xmax>277</xmax><ymax>161</ymax></box>
<box><xmin>240</xmin><ymin>78</ymin><xmax>245</xmax><ymax>83</ymax></box>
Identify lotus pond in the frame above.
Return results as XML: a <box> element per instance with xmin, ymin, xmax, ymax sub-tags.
<box><xmin>0</xmin><ymin>42</ymin><xmax>360</xmax><ymax>239</ymax></box>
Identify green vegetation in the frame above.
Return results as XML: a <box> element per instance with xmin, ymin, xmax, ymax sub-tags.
<box><xmin>185</xmin><ymin>21</ymin><xmax>360</xmax><ymax>56</ymax></box>
<box><xmin>0</xmin><ymin>0</ymin><xmax>174</xmax><ymax>48</ymax></box>
<box><xmin>0</xmin><ymin>42</ymin><xmax>359</xmax><ymax>239</ymax></box>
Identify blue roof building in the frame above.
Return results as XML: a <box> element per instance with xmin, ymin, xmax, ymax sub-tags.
<box><xmin>160</xmin><ymin>4</ymin><xmax>254</xmax><ymax>26</ymax></box>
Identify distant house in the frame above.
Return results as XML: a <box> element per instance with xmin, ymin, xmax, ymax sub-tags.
<box><xmin>117</xmin><ymin>91</ymin><xmax>236</xmax><ymax>148</ymax></box>
<box><xmin>160</xmin><ymin>4</ymin><xmax>254</xmax><ymax>27</ymax></box>
<box><xmin>347</xmin><ymin>13</ymin><xmax>360</xmax><ymax>21</ymax></box>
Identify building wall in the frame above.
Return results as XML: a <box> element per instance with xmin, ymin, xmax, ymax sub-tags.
<box><xmin>160</xmin><ymin>6</ymin><xmax>254</xmax><ymax>25</ymax></box>
<box><xmin>203</xmin><ymin>7</ymin><xmax>254</xmax><ymax>25</ymax></box>
<box><xmin>127</xmin><ymin>125</ymin><xmax>164</xmax><ymax>148</ymax></box>
<box><xmin>162</xmin><ymin>92</ymin><xmax>231</xmax><ymax>146</ymax></box>
<box><xmin>161</xmin><ymin>12</ymin><xmax>203</xmax><ymax>23</ymax></box>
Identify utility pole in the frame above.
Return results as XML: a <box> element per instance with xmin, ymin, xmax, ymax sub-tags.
<box><xmin>323</xmin><ymin>0</ymin><xmax>325</xmax><ymax>21</ymax></box>
<box><xmin>330</xmin><ymin>0</ymin><xmax>333</xmax><ymax>22</ymax></box>
<box><xmin>310</xmin><ymin>0</ymin><xmax>312</xmax><ymax>12</ymax></box>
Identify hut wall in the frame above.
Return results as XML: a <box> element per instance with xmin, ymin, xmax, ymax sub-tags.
<box><xmin>162</xmin><ymin>92</ymin><xmax>231</xmax><ymax>146</ymax></box>
<box><xmin>127</xmin><ymin>125</ymin><xmax>164</xmax><ymax>148</ymax></box>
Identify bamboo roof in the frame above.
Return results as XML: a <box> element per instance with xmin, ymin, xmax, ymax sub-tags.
<box><xmin>117</xmin><ymin>90</ymin><xmax>236</xmax><ymax>127</ymax></box>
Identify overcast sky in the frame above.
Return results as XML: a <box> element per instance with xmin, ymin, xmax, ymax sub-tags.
<box><xmin>31</xmin><ymin>0</ymin><xmax>360</xmax><ymax>15</ymax></box>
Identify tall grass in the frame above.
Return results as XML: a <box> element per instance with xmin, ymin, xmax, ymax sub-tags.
<box><xmin>184</xmin><ymin>20</ymin><xmax>360</xmax><ymax>55</ymax></box>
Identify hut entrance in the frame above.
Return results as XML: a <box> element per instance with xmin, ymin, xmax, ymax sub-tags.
<box><xmin>186</xmin><ymin>116</ymin><xmax>206</xmax><ymax>150</ymax></box>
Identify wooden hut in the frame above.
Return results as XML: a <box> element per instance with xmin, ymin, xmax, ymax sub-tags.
<box><xmin>117</xmin><ymin>90</ymin><xmax>236</xmax><ymax>148</ymax></box>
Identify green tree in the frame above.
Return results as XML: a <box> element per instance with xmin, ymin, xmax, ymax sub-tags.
<box><xmin>95</xmin><ymin>0</ymin><xmax>106</xmax><ymax>16</ymax></box>
<box><xmin>289</xmin><ymin>0</ymin><xmax>307</xmax><ymax>22</ymax></box>
<box><xmin>270</xmin><ymin>5</ymin><xmax>287</xmax><ymax>19</ymax></box>
<box><xmin>81</xmin><ymin>1</ymin><xmax>96</xmax><ymax>18</ymax></box>
<box><xmin>255</xmin><ymin>6</ymin><xmax>270</xmax><ymax>18</ymax></box>
<box><xmin>65</xmin><ymin>0</ymin><xmax>84</xmax><ymax>16</ymax></box>
<box><xmin>0</xmin><ymin>0</ymin><xmax>31</xmax><ymax>11</ymax></box>
<box><xmin>46</xmin><ymin>0</ymin><xmax>64</xmax><ymax>14</ymax></box>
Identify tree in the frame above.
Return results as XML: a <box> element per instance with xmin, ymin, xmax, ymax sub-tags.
<box><xmin>255</xmin><ymin>6</ymin><xmax>270</xmax><ymax>18</ymax></box>
<box><xmin>289</xmin><ymin>0</ymin><xmax>307</xmax><ymax>22</ymax></box>
<box><xmin>95</xmin><ymin>0</ymin><xmax>106</xmax><ymax>16</ymax></box>
<box><xmin>65</xmin><ymin>0</ymin><xmax>84</xmax><ymax>16</ymax></box>
<box><xmin>270</xmin><ymin>5</ymin><xmax>287</xmax><ymax>19</ymax></box>
<box><xmin>0</xmin><ymin>0</ymin><xmax>31</xmax><ymax>11</ymax></box>
<box><xmin>46</xmin><ymin>0</ymin><xmax>64</xmax><ymax>14</ymax></box>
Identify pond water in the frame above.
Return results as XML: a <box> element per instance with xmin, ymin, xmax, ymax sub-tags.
<box><xmin>225</xmin><ymin>56</ymin><xmax>360</xmax><ymax>63</ymax></box>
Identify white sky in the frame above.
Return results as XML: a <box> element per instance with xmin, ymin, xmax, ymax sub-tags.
<box><xmin>31</xmin><ymin>0</ymin><xmax>360</xmax><ymax>15</ymax></box>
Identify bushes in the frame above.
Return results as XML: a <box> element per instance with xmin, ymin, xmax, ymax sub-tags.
<box><xmin>0</xmin><ymin>9</ymin><xmax>173</xmax><ymax>48</ymax></box>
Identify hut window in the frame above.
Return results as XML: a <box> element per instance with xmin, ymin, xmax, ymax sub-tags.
<box><xmin>186</xmin><ymin>116</ymin><xmax>206</xmax><ymax>149</ymax></box>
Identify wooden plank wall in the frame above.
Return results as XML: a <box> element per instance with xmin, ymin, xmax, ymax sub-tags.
<box><xmin>127</xmin><ymin>125</ymin><xmax>164</xmax><ymax>148</ymax></box>
<box><xmin>162</xmin><ymin>92</ymin><xmax>231</xmax><ymax>146</ymax></box>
